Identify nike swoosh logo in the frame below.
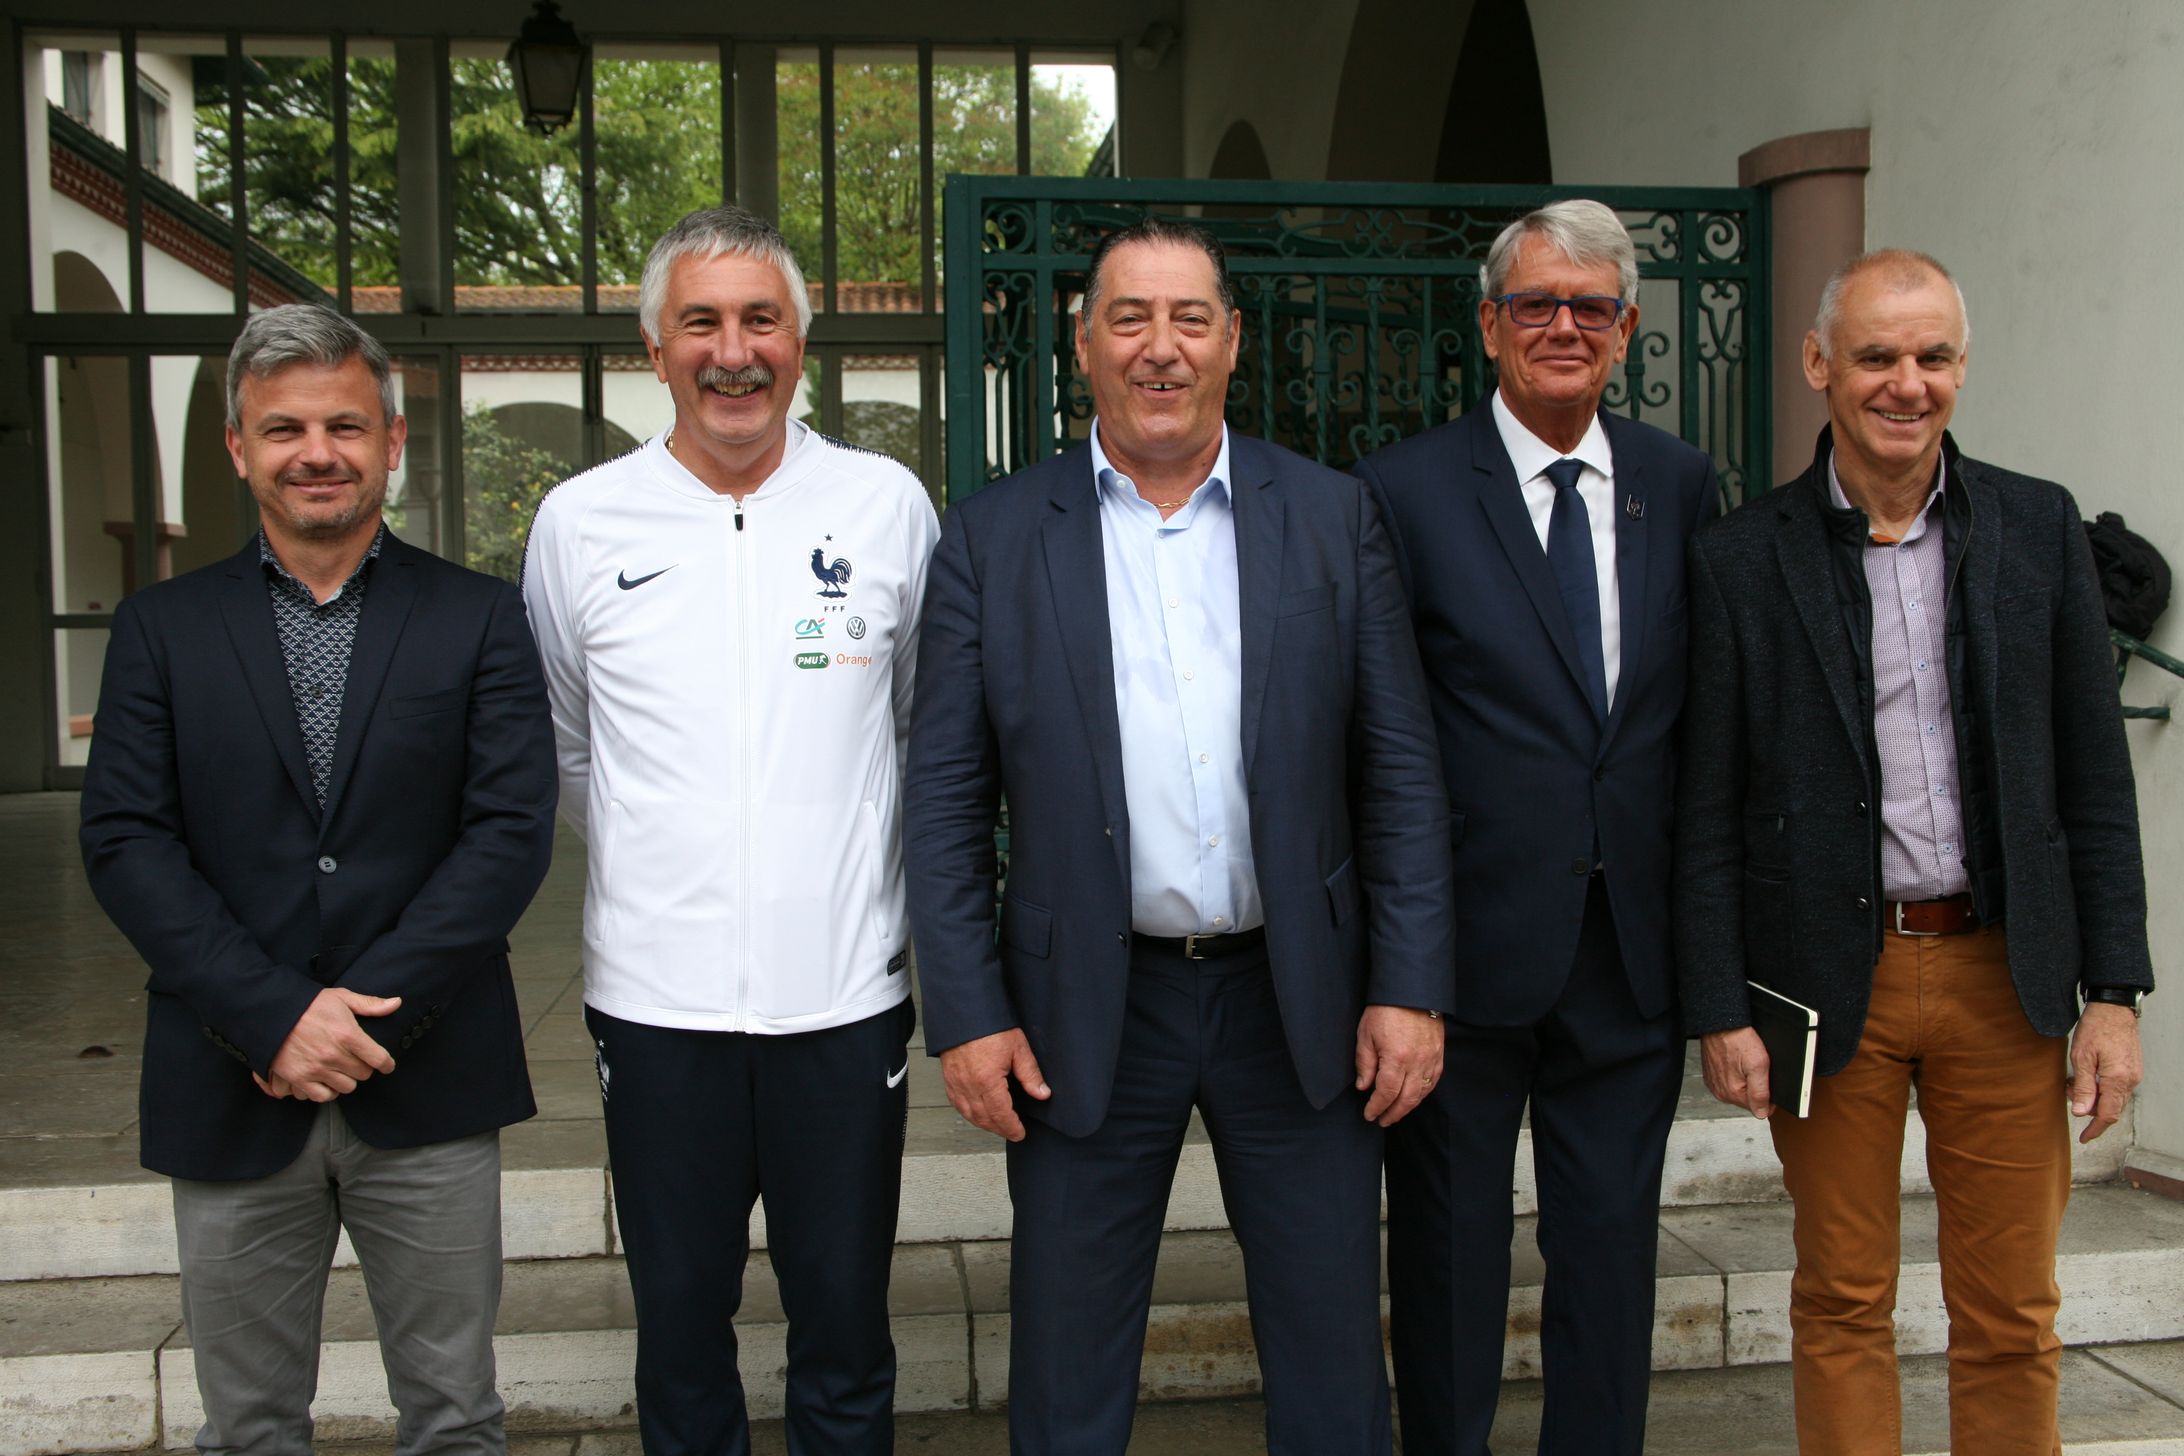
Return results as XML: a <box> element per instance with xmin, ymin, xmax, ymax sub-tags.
<box><xmin>617</xmin><ymin>566</ymin><xmax>675</xmax><ymax>591</ymax></box>
<box><xmin>886</xmin><ymin>1062</ymin><xmax>909</xmax><ymax>1089</ymax></box>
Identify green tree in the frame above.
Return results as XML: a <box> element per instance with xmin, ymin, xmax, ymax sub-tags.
<box><xmin>200</xmin><ymin>56</ymin><xmax>1104</xmax><ymax>294</ymax></box>
<box><xmin>459</xmin><ymin>402</ymin><xmax>573</xmax><ymax>582</ymax></box>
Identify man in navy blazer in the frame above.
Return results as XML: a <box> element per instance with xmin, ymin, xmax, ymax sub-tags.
<box><xmin>1355</xmin><ymin>201</ymin><xmax>1721</xmax><ymax>1456</ymax></box>
<box><xmin>905</xmin><ymin>219</ymin><xmax>1456</xmax><ymax>1455</ymax></box>
<box><xmin>80</xmin><ymin>306</ymin><xmax>558</xmax><ymax>1454</ymax></box>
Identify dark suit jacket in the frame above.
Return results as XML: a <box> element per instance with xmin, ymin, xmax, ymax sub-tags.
<box><xmin>1674</xmin><ymin>429</ymin><xmax>2152</xmax><ymax>1075</ymax></box>
<box><xmin>80</xmin><ymin>531</ymin><xmax>559</xmax><ymax>1181</ymax></box>
<box><xmin>1355</xmin><ymin>405</ymin><xmax>1721</xmax><ymax>1026</ymax></box>
<box><xmin>904</xmin><ymin>433</ymin><xmax>1457</xmax><ymax>1138</ymax></box>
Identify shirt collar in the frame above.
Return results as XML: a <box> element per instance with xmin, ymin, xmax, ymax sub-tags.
<box><xmin>1491</xmin><ymin>390</ymin><xmax>1613</xmax><ymax>487</ymax></box>
<box><xmin>1827</xmin><ymin>448</ymin><xmax>1946</xmax><ymax>544</ymax></box>
<box><xmin>1089</xmin><ymin>420</ymin><xmax>1233</xmax><ymax>518</ymax></box>
<box><xmin>260</xmin><ymin>523</ymin><xmax>384</xmax><ymax>604</ymax></box>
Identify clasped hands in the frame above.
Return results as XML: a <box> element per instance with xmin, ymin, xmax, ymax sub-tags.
<box><xmin>1699</xmin><ymin>1002</ymin><xmax>2141</xmax><ymax>1144</ymax></box>
<box><xmin>938</xmin><ymin>1004</ymin><xmax>1445</xmax><ymax>1142</ymax></box>
<box><xmin>253</xmin><ymin>987</ymin><xmax>403</xmax><ymax>1103</ymax></box>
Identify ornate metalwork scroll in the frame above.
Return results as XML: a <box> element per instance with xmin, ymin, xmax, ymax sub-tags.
<box><xmin>943</xmin><ymin>179</ymin><xmax>1767</xmax><ymax>512</ymax></box>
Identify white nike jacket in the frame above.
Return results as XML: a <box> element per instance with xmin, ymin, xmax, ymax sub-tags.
<box><xmin>522</xmin><ymin>424</ymin><xmax>941</xmax><ymax>1033</ymax></box>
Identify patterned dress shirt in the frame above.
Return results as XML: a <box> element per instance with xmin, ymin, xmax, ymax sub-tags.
<box><xmin>260</xmin><ymin>525</ymin><xmax>385</xmax><ymax>811</ymax></box>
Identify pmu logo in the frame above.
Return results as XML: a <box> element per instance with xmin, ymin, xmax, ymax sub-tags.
<box><xmin>794</xmin><ymin>651</ymin><xmax>830</xmax><ymax>670</ymax></box>
<box><xmin>795</xmin><ymin>618</ymin><xmax>825</xmax><ymax>639</ymax></box>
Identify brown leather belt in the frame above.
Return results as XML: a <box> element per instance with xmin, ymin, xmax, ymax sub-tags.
<box><xmin>1888</xmin><ymin>893</ymin><xmax>1977</xmax><ymax>936</ymax></box>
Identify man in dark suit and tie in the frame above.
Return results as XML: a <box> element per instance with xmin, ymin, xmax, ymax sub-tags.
<box><xmin>1354</xmin><ymin>200</ymin><xmax>1721</xmax><ymax>1455</ymax></box>
<box><xmin>1675</xmin><ymin>250</ymin><xmax>2149</xmax><ymax>1453</ymax></box>
<box><xmin>80</xmin><ymin>305</ymin><xmax>558</xmax><ymax>1454</ymax></box>
<box><xmin>904</xmin><ymin>217</ymin><xmax>1456</xmax><ymax>1455</ymax></box>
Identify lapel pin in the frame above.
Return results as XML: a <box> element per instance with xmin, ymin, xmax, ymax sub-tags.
<box><xmin>1625</xmin><ymin>496</ymin><xmax>1645</xmax><ymax>520</ymax></box>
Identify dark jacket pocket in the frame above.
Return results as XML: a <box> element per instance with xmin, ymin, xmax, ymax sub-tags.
<box><xmin>1002</xmin><ymin>896</ymin><xmax>1053</xmax><ymax>959</ymax></box>
<box><xmin>390</xmin><ymin>687</ymin><xmax>467</xmax><ymax>719</ymax></box>
<box><xmin>1325</xmin><ymin>856</ymin><xmax>1361</xmax><ymax>925</ymax></box>
<box><xmin>1278</xmin><ymin>582</ymin><xmax>1336</xmax><ymax>617</ymax></box>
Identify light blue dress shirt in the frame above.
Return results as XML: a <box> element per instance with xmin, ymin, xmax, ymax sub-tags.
<box><xmin>1090</xmin><ymin>421</ymin><xmax>1263</xmax><ymax>937</ymax></box>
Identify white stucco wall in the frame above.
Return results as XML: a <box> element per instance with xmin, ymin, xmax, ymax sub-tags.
<box><xmin>1179</xmin><ymin>0</ymin><xmax>1360</xmax><ymax>179</ymax></box>
<box><xmin>1535</xmin><ymin>0</ymin><xmax>2184</xmax><ymax>1163</ymax></box>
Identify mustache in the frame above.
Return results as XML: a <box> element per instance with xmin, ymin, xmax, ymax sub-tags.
<box><xmin>696</xmin><ymin>363</ymin><xmax>776</xmax><ymax>392</ymax></box>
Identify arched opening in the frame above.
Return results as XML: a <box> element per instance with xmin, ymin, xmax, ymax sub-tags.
<box><xmin>1435</xmin><ymin>0</ymin><xmax>1551</xmax><ymax>183</ymax></box>
<box><xmin>1208</xmin><ymin>119</ymin><xmax>1273</xmax><ymax>181</ymax></box>
<box><xmin>172</xmin><ymin>357</ymin><xmax>247</xmax><ymax>577</ymax></box>
<box><xmin>462</xmin><ymin>400</ymin><xmax>638</xmax><ymax>582</ymax></box>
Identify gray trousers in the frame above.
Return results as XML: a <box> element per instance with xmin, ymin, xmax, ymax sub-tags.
<box><xmin>169</xmin><ymin>1104</ymin><xmax>505</xmax><ymax>1456</ymax></box>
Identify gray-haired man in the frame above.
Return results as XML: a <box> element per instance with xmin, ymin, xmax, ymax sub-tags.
<box><xmin>522</xmin><ymin>206</ymin><xmax>939</xmax><ymax>1453</ymax></box>
<box><xmin>1355</xmin><ymin>200</ymin><xmax>1722</xmax><ymax>1454</ymax></box>
<box><xmin>81</xmin><ymin>304</ymin><xmax>559</xmax><ymax>1453</ymax></box>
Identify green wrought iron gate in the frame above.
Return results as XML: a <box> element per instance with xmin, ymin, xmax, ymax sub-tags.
<box><xmin>942</xmin><ymin>177</ymin><xmax>1768</xmax><ymax>508</ymax></box>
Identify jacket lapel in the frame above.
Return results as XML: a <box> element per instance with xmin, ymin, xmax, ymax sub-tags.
<box><xmin>216</xmin><ymin>542</ymin><xmax>317</xmax><ymax>816</ymax></box>
<box><xmin>1775</xmin><ymin>482</ymin><xmax>1870</xmax><ymax>770</ymax></box>
<box><xmin>1601</xmin><ymin>416</ymin><xmax>1650</xmax><ymax>748</ymax></box>
<box><xmin>1040</xmin><ymin>455</ymin><xmax>1131</xmax><ymax>880</ymax></box>
<box><xmin>1230</xmin><ymin>437</ymin><xmax>1284</xmax><ymax>771</ymax></box>
<box><xmin>1470</xmin><ymin>412</ymin><xmax>1596</xmax><ymax>710</ymax></box>
<box><xmin>319</xmin><ymin>535</ymin><xmax>419</xmax><ymax>827</ymax></box>
<box><xmin>1952</xmin><ymin>456</ymin><xmax>2003</xmax><ymax>726</ymax></box>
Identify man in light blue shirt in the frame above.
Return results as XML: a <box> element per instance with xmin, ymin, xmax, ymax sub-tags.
<box><xmin>906</xmin><ymin>217</ymin><xmax>1457</xmax><ymax>1455</ymax></box>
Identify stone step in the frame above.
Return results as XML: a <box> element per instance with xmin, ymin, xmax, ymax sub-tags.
<box><xmin>6</xmin><ymin>1184</ymin><xmax>2179</xmax><ymax>1453</ymax></box>
<box><xmin>0</xmin><ymin>1047</ymin><xmax>2133</xmax><ymax>1282</ymax></box>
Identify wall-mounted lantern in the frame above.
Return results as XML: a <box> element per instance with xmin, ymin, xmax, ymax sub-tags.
<box><xmin>507</xmin><ymin>0</ymin><xmax>589</xmax><ymax>138</ymax></box>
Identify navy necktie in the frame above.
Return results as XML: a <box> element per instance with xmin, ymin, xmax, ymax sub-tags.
<box><xmin>1544</xmin><ymin>457</ymin><xmax>1608</xmax><ymax>724</ymax></box>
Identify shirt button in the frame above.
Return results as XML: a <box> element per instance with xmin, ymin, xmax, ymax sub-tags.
<box><xmin>1208</xmin><ymin>835</ymin><xmax>1221</xmax><ymax>847</ymax></box>
<box><xmin>1924</xmin><ymin>722</ymin><xmax>1937</xmax><ymax>735</ymax></box>
<box><xmin>1183</xmin><ymin>669</ymin><xmax>1195</xmax><ymax>681</ymax></box>
<box><xmin>1199</xmin><ymin>753</ymin><xmax>1210</xmax><ymax>764</ymax></box>
<box><xmin>317</xmin><ymin>855</ymin><xmax>338</xmax><ymax>874</ymax></box>
<box><xmin>1212</xmin><ymin>916</ymin><xmax>1227</xmax><ymax>928</ymax></box>
<box><xmin>1941</xmin><ymin>842</ymin><xmax>1957</xmax><ymax>856</ymax></box>
<box><xmin>1908</xmin><ymin>600</ymin><xmax>1922</xmax><ymax>611</ymax></box>
<box><xmin>1168</xmin><ymin>597</ymin><xmax>1180</xmax><ymax>609</ymax></box>
<box><xmin>1916</xmin><ymin>660</ymin><xmax>1928</xmax><ymax>672</ymax></box>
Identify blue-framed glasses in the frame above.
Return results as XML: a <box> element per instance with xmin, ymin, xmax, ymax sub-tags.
<box><xmin>1492</xmin><ymin>292</ymin><xmax>1628</xmax><ymax>331</ymax></box>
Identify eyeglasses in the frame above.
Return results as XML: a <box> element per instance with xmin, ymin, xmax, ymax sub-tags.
<box><xmin>1492</xmin><ymin>292</ymin><xmax>1628</xmax><ymax>331</ymax></box>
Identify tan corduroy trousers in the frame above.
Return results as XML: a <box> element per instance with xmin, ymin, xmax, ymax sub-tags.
<box><xmin>1768</xmin><ymin>923</ymin><xmax>2071</xmax><ymax>1455</ymax></box>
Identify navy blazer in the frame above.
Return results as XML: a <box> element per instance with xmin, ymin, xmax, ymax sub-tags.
<box><xmin>904</xmin><ymin>433</ymin><xmax>1457</xmax><ymax>1138</ymax></box>
<box><xmin>80</xmin><ymin>531</ymin><xmax>559</xmax><ymax>1181</ymax></box>
<box><xmin>1356</xmin><ymin>406</ymin><xmax>1719</xmax><ymax>1025</ymax></box>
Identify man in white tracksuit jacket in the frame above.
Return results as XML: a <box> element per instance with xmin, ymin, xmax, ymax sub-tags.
<box><xmin>522</xmin><ymin>206</ymin><xmax>939</xmax><ymax>1455</ymax></box>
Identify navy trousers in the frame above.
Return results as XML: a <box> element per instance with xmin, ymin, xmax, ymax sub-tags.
<box><xmin>587</xmin><ymin>998</ymin><xmax>914</xmax><ymax>1456</ymax></box>
<box><xmin>1004</xmin><ymin>938</ymin><xmax>1390</xmax><ymax>1456</ymax></box>
<box><xmin>1386</xmin><ymin>875</ymin><xmax>1681</xmax><ymax>1456</ymax></box>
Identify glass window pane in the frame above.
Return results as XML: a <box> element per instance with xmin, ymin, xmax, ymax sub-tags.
<box><xmin>842</xmin><ymin>353</ymin><xmax>923</xmax><ymax>480</ymax></box>
<box><xmin>154</xmin><ymin>352</ymin><xmax>249</xmax><ymax>576</ymax></box>
<box><xmin>46</xmin><ymin>354</ymin><xmax>135</xmax><ymax>614</ymax></box>
<box><xmin>832</xmin><ymin>48</ymin><xmax>921</xmax><ymax>314</ymax></box>
<box><xmin>56</xmin><ymin>628</ymin><xmax>111</xmax><ymax>769</ymax></box>
<box><xmin>1030</xmin><ymin>55</ymin><xmax>1116</xmax><ymax>179</ymax></box>
<box><xmin>237</xmin><ymin>39</ymin><xmax>339</xmax><ymax>306</ymax></box>
<box><xmin>384</xmin><ymin>355</ymin><xmax>447</xmax><ymax>556</ymax></box>
<box><xmin>141</xmin><ymin>34</ymin><xmax>235</xmax><ymax>313</ymax></box>
<box><xmin>344</xmin><ymin>41</ymin><xmax>403</xmax><ymax>310</ymax></box>
<box><xmin>31</xmin><ymin>33</ymin><xmax>133</xmax><ymax>310</ymax></box>
<box><xmin>462</xmin><ymin>354</ymin><xmax>583</xmax><ymax>581</ymax></box>
<box><xmin>776</xmin><ymin>48</ymin><xmax>823</xmax><ymax>318</ymax></box>
<box><xmin>931</xmin><ymin>49</ymin><xmax>1017</xmax><ymax>309</ymax></box>
<box><xmin>603</xmin><ymin>349</ymin><xmax>671</xmax><ymax>450</ymax></box>
<box><xmin>595</xmin><ymin>46</ymin><xmax>722</xmax><ymax>317</ymax></box>
<box><xmin>453</xmin><ymin>45</ymin><xmax>582</xmax><ymax>312</ymax></box>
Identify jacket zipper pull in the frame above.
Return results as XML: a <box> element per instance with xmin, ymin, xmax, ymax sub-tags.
<box><xmin>735</xmin><ymin>498</ymin><xmax>744</xmax><ymax>532</ymax></box>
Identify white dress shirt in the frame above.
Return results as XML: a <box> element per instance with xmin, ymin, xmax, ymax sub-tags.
<box><xmin>1090</xmin><ymin>421</ymin><xmax>1263</xmax><ymax>937</ymax></box>
<box><xmin>1492</xmin><ymin>391</ymin><xmax>1624</xmax><ymax>711</ymax></box>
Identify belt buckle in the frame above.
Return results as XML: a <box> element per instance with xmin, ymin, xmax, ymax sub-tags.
<box><xmin>1894</xmin><ymin>901</ymin><xmax>1940</xmax><ymax>938</ymax></box>
<box><xmin>1182</xmin><ymin>933</ymin><xmax>1209</xmax><ymax>959</ymax></box>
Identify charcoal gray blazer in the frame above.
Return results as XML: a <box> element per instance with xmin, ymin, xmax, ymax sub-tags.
<box><xmin>1673</xmin><ymin>429</ymin><xmax>2151</xmax><ymax>1076</ymax></box>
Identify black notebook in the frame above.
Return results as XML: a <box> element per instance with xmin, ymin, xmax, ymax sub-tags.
<box><xmin>1747</xmin><ymin>981</ymin><xmax>1819</xmax><ymax>1119</ymax></box>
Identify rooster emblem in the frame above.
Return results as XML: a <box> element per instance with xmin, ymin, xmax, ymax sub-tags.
<box><xmin>810</xmin><ymin>546</ymin><xmax>853</xmax><ymax>599</ymax></box>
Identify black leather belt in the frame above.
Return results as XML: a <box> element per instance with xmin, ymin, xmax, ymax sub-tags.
<box><xmin>1135</xmin><ymin>926</ymin><xmax>1267</xmax><ymax>960</ymax></box>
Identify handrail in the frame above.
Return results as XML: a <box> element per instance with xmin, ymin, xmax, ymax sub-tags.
<box><xmin>2113</xmin><ymin>629</ymin><xmax>2181</xmax><ymax>721</ymax></box>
